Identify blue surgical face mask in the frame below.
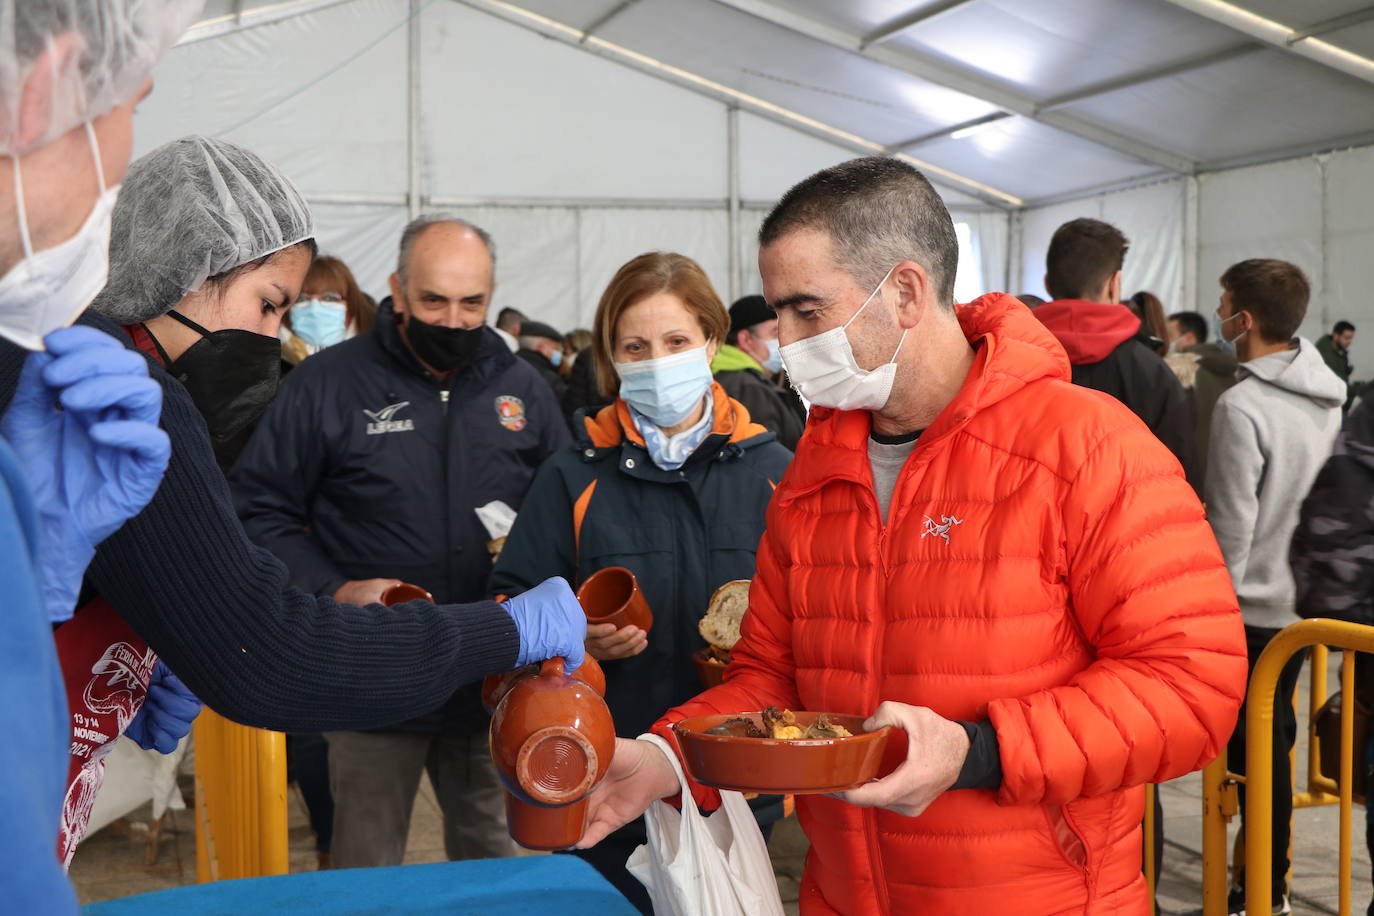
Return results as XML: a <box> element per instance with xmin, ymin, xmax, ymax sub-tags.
<box><xmin>292</xmin><ymin>299</ymin><xmax>347</xmax><ymax>349</ymax></box>
<box><xmin>1214</xmin><ymin>307</ymin><xmax>1247</xmax><ymax>358</ymax></box>
<box><xmin>615</xmin><ymin>345</ymin><xmax>714</xmax><ymax>427</ymax></box>
<box><xmin>762</xmin><ymin>337</ymin><xmax>783</xmax><ymax>374</ymax></box>
<box><xmin>550</xmin><ymin>348</ymin><xmax>563</xmax><ymax>369</ymax></box>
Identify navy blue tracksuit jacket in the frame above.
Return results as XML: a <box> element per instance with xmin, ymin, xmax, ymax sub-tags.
<box><xmin>231</xmin><ymin>301</ymin><xmax>569</xmax><ymax>733</ymax></box>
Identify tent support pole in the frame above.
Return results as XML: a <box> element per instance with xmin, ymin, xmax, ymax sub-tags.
<box><xmin>728</xmin><ymin>106</ymin><xmax>741</xmax><ymax>301</ymax></box>
<box><xmin>1003</xmin><ymin>209</ymin><xmax>1016</xmax><ymax>295</ymax></box>
<box><xmin>1183</xmin><ymin>175</ymin><xmax>1199</xmax><ymax>311</ymax></box>
<box><xmin>1007</xmin><ymin>210</ymin><xmax>1023</xmax><ymax>298</ymax></box>
<box><xmin>408</xmin><ymin>0</ymin><xmax>423</xmax><ymax>219</ymax></box>
<box><xmin>1319</xmin><ymin>155</ymin><xmax>1331</xmax><ymax>333</ymax></box>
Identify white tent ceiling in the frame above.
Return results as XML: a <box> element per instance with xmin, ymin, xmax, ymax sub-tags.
<box><xmin>150</xmin><ymin>0</ymin><xmax>1374</xmax><ymax>341</ymax></box>
<box><xmin>181</xmin><ymin>0</ymin><xmax>1374</xmax><ymax>208</ymax></box>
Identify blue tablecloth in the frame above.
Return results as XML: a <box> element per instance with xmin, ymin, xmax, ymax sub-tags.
<box><xmin>82</xmin><ymin>855</ymin><xmax>639</xmax><ymax>915</ymax></box>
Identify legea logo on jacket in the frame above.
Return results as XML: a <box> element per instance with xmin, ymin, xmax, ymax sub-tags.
<box><xmin>364</xmin><ymin>400</ymin><xmax>415</xmax><ymax>435</ymax></box>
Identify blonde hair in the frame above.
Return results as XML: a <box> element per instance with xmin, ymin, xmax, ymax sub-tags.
<box><xmin>592</xmin><ymin>252</ymin><xmax>729</xmax><ymax>398</ymax></box>
<box><xmin>294</xmin><ymin>255</ymin><xmax>374</xmax><ymax>334</ymax></box>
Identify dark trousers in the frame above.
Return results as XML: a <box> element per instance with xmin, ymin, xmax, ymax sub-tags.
<box><xmin>287</xmin><ymin>733</ymin><xmax>334</xmax><ymax>853</ymax></box>
<box><xmin>1228</xmin><ymin>625</ymin><xmax>1307</xmax><ymax>898</ymax></box>
<box><xmin>565</xmin><ymin>796</ymin><xmax>783</xmax><ymax>914</ymax></box>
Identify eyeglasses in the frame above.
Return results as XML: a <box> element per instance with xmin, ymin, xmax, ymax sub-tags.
<box><xmin>298</xmin><ymin>291</ymin><xmax>346</xmax><ymax>305</ymax></box>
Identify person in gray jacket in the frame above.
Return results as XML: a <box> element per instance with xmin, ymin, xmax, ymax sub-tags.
<box><xmin>1166</xmin><ymin>310</ymin><xmax>1238</xmax><ymax>482</ymax></box>
<box><xmin>1205</xmin><ymin>258</ymin><xmax>1345</xmax><ymax>915</ymax></box>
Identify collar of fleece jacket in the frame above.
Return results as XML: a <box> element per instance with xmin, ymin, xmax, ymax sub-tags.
<box><xmin>781</xmin><ymin>292</ymin><xmax>1070</xmax><ymax>500</ymax></box>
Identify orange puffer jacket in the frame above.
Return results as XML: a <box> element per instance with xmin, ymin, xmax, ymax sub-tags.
<box><xmin>654</xmin><ymin>293</ymin><xmax>1246</xmax><ymax>915</ymax></box>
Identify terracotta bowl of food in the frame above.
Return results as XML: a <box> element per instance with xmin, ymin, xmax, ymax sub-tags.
<box><xmin>692</xmin><ymin>647</ymin><xmax>729</xmax><ymax>689</ymax></box>
<box><xmin>673</xmin><ymin>709</ymin><xmax>902</xmax><ymax>794</ymax></box>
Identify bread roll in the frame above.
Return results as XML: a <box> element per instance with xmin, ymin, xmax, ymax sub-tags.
<box><xmin>698</xmin><ymin>579</ymin><xmax>750</xmax><ymax>650</ymax></box>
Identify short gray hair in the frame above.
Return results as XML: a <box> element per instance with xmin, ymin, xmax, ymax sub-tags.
<box><xmin>396</xmin><ymin>214</ymin><xmax>496</xmax><ymax>281</ymax></box>
<box><xmin>759</xmin><ymin>157</ymin><xmax>958</xmax><ymax>307</ymax></box>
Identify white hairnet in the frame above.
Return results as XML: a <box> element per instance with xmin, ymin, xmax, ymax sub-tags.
<box><xmin>93</xmin><ymin>136</ymin><xmax>315</xmax><ymax>323</ymax></box>
<box><xmin>0</xmin><ymin>0</ymin><xmax>205</xmax><ymax>156</ymax></box>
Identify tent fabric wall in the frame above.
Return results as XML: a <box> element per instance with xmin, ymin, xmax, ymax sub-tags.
<box><xmin>1013</xmin><ymin>143</ymin><xmax>1374</xmax><ymax>378</ymax></box>
<box><xmin>311</xmin><ymin>203</ymin><xmax>411</xmax><ymax>300</ymax></box>
<box><xmin>576</xmin><ymin>209</ymin><xmax>730</xmax><ymax>328</ymax></box>
<box><xmin>135</xmin><ymin>0</ymin><xmax>1011</xmax><ymax>336</ymax></box>
<box><xmin>1017</xmin><ymin>179</ymin><xmax>1185</xmax><ymax>309</ymax></box>
<box><xmin>1326</xmin><ymin>146</ymin><xmax>1374</xmax><ymax>378</ymax></box>
<box><xmin>312</xmin><ymin>203</ymin><xmax>724</xmax><ymax>334</ymax></box>
<box><xmin>422</xmin><ymin>2</ymin><xmax>729</xmax><ymax>201</ymax></box>
<box><xmin>138</xmin><ymin>0</ymin><xmax>411</xmax><ymax>196</ymax></box>
<box><xmin>1198</xmin><ymin>145</ymin><xmax>1374</xmax><ymax>375</ymax></box>
<box><xmin>1197</xmin><ymin>158</ymin><xmax>1324</xmax><ymax>341</ymax></box>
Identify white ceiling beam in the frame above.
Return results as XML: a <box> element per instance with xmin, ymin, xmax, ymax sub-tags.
<box><xmin>1197</xmin><ymin>126</ymin><xmax>1374</xmax><ymax>173</ymax></box>
<box><xmin>886</xmin><ymin>112</ymin><xmax>1010</xmax><ymax>152</ymax></box>
<box><xmin>579</xmin><ymin>0</ymin><xmax>639</xmax><ymax>43</ymax></box>
<box><xmin>710</xmin><ymin>0</ymin><xmax>1197</xmax><ymax>174</ymax></box>
<box><xmin>455</xmin><ymin>0</ymin><xmax>1024</xmax><ymax>207</ymax></box>
<box><xmin>1160</xmin><ymin>0</ymin><xmax>1374</xmax><ymax>86</ymax></box>
<box><xmin>180</xmin><ymin>0</ymin><xmax>358</xmax><ymax>45</ymax></box>
<box><xmin>860</xmin><ymin>0</ymin><xmax>977</xmax><ymax>50</ymax></box>
<box><xmin>1038</xmin><ymin>43</ymin><xmax>1259</xmax><ymax>111</ymax></box>
<box><xmin>891</xmin><ymin>42</ymin><xmax>1258</xmax><ymax>151</ymax></box>
<box><xmin>1289</xmin><ymin>7</ymin><xmax>1374</xmax><ymax>43</ymax></box>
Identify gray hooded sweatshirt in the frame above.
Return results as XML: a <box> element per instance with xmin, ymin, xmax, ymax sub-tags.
<box><xmin>1205</xmin><ymin>338</ymin><xmax>1345</xmax><ymax>629</ymax></box>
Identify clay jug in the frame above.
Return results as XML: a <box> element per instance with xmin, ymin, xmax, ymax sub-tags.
<box><xmin>488</xmin><ymin>656</ymin><xmax>614</xmax><ymax>850</ymax></box>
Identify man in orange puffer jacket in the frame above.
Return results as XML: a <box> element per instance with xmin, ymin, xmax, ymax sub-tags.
<box><xmin>577</xmin><ymin>157</ymin><xmax>1247</xmax><ymax>915</ymax></box>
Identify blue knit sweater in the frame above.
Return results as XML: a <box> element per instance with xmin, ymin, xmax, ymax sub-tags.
<box><xmin>0</xmin><ymin>311</ymin><xmax>521</xmax><ymax>732</ymax></box>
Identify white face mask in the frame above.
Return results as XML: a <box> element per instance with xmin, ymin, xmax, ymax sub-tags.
<box><xmin>0</xmin><ymin>122</ymin><xmax>118</xmax><ymax>351</ymax></box>
<box><xmin>778</xmin><ymin>265</ymin><xmax>906</xmax><ymax>411</ymax></box>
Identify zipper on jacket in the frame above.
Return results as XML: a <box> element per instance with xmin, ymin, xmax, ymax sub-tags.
<box><xmin>440</xmin><ymin>386</ymin><xmax>453</xmax><ymax>598</ymax></box>
<box><xmin>867</xmin><ymin>490</ymin><xmax>892</xmax><ymax>914</ymax></box>
<box><xmin>865</xmin><ymin>811</ymin><xmax>891</xmax><ymax>915</ymax></box>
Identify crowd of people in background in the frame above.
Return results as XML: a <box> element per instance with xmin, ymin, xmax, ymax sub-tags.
<box><xmin>1016</xmin><ymin>221</ymin><xmax>1370</xmax><ymax>915</ymax></box>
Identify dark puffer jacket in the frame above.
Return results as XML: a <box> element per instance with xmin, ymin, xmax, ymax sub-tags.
<box><xmin>231</xmin><ymin>301</ymin><xmax>569</xmax><ymax>733</ymax></box>
<box><xmin>1035</xmin><ymin>299</ymin><xmax>1197</xmax><ymax>489</ymax></box>
<box><xmin>489</xmin><ymin>385</ymin><xmax>791</xmax><ymax>738</ymax></box>
<box><xmin>1292</xmin><ymin>399</ymin><xmax>1374</xmax><ymax>696</ymax></box>
<box><xmin>711</xmin><ymin>344</ymin><xmax>806</xmax><ymax>451</ymax></box>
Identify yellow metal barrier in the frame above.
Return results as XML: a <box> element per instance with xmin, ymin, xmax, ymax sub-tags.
<box><xmin>1197</xmin><ymin>619</ymin><xmax>1372</xmax><ymax>916</ymax></box>
<box><xmin>192</xmin><ymin>708</ymin><xmax>289</xmax><ymax>882</ymax></box>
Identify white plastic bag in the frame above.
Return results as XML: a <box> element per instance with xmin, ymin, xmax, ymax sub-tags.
<box><xmin>626</xmin><ymin>734</ymin><xmax>786</xmax><ymax>916</ymax></box>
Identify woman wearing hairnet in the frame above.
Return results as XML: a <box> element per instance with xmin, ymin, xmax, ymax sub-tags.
<box><xmin>0</xmin><ymin>1</ymin><xmax>198</xmax><ymax>909</ymax></box>
<box><xmin>95</xmin><ymin>136</ymin><xmax>319</xmax><ymax>473</ymax></box>
<box><xmin>50</xmin><ymin>135</ymin><xmax>316</xmax><ymax>866</ymax></box>
<box><xmin>28</xmin><ymin>135</ymin><xmax>580</xmax><ymax>864</ymax></box>
<box><xmin>0</xmin><ymin>134</ymin><xmax>587</xmax><ymax>866</ymax></box>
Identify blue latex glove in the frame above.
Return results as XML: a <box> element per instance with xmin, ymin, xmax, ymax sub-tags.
<box><xmin>125</xmin><ymin>662</ymin><xmax>202</xmax><ymax>755</ymax></box>
<box><xmin>1</xmin><ymin>326</ymin><xmax>171</xmax><ymax>622</ymax></box>
<box><xmin>501</xmin><ymin>577</ymin><xmax>587</xmax><ymax>672</ymax></box>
